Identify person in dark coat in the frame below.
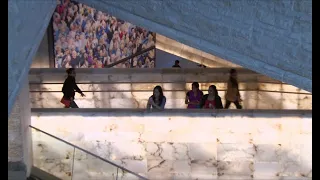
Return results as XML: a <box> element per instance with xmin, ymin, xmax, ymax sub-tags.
<box><xmin>200</xmin><ymin>85</ymin><xmax>223</xmax><ymax>109</ymax></box>
<box><xmin>172</xmin><ymin>60</ymin><xmax>181</xmax><ymax>68</ymax></box>
<box><xmin>61</xmin><ymin>68</ymin><xmax>85</xmax><ymax>108</ymax></box>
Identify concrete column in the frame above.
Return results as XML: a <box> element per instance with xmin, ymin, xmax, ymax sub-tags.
<box><xmin>8</xmin><ymin>77</ymin><xmax>32</xmax><ymax>180</ymax></box>
<box><xmin>8</xmin><ymin>0</ymin><xmax>56</xmax><ymax>116</ymax></box>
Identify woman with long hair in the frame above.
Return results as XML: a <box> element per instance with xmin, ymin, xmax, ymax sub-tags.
<box><xmin>200</xmin><ymin>85</ymin><xmax>223</xmax><ymax>109</ymax></box>
<box><xmin>146</xmin><ymin>85</ymin><xmax>166</xmax><ymax>110</ymax></box>
<box><xmin>185</xmin><ymin>82</ymin><xmax>203</xmax><ymax>109</ymax></box>
<box><xmin>60</xmin><ymin>68</ymin><xmax>85</xmax><ymax>108</ymax></box>
<box><xmin>225</xmin><ymin>69</ymin><xmax>242</xmax><ymax>109</ymax></box>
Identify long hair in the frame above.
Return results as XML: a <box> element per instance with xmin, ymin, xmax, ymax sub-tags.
<box><xmin>209</xmin><ymin>85</ymin><xmax>219</xmax><ymax>97</ymax></box>
<box><xmin>192</xmin><ymin>82</ymin><xmax>200</xmax><ymax>89</ymax></box>
<box><xmin>152</xmin><ymin>85</ymin><xmax>164</xmax><ymax>106</ymax></box>
<box><xmin>229</xmin><ymin>69</ymin><xmax>238</xmax><ymax>88</ymax></box>
<box><xmin>66</xmin><ymin>68</ymin><xmax>75</xmax><ymax>75</ymax></box>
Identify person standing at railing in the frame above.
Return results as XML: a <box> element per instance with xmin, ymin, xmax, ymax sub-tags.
<box><xmin>61</xmin><ymin>68</ymin><xmax>85</xmax><ymax>108</ymax></box>
<box><xmin>185</xmin><ymin>82</ymin><xmax>203</xmax><ymax>109</ymax></box>
<box><xmin>225</xmin><ymin>69</ymin><xmax>242</xmax><ymax>109</ymax></box>
<box><xmin>200</xmin><ymin>85</ymin><xmax>223</xmax><ymax>109</ymax></box>
<box><xmin>172</xmin><ymin>60</ymin><xmax>181</xmax><ymax>68</ymax></box>
<box><xmin>147</xmin><ymin>86</ymin><xmax>166</xmax><ymax>110</ymax></box>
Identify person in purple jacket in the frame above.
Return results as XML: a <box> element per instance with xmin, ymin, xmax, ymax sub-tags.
<box><xmin>185</xmin><ymin>82</ymin><xmax>203</xmax><ymax>109</ymax></box>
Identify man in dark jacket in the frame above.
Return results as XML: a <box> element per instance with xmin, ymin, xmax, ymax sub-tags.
<box><xmin>61</xmin><ymin>68</ymin><xmax>85</xmax><ymax>108</ymax></box>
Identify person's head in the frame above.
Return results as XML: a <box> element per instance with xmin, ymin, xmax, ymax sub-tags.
<box><xmin>229</xmin><ymin>69</ymin><xmax>237</xmax><ymax>79</ymax></box>
<box><xmin>208</xmin><ymin>85</ymin><xmax>218</xmax><ymax>97</ymax></box>
<box><xmin>72</xmin><ymin>50</ymin><xmax>77</xmax><ymax>58</ymax></box>
<box><xmin>60</xmin><ymin>36</ymin><xmax>66</xmax><ymax>43</ymax></box>
<box><xmin>66</xmin><ymin>68</ymin><xmax>76</xmax><ymax>77</ymax></box>
<box><xmin>175</xmin><ymin>60</ymin><xmax>180</xmax><ymax>65</ymax></box>
<box><xmin>192</xmin><ymin>82</ymin><xmax>200</xmax><ymax>92</ymax></box>
<box><xmin>55</xmin><ymin>45</ymin><xmax>61</xmax><ymax>53</ymax></box>
<box><xmin>153</xmin><ymin>85</ymin><xmax>163</xmax><ymax>99</ymax></box>
<box><xmin>65</xmin><ymin>48</ymin><xmax>70</xmax><ymax>55</ymax></box>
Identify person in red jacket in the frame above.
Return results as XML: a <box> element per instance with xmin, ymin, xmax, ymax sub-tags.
<box><xmin>200</xmin><ymin>85</ymin><xmax>223</xmax><ymax>109</ymax></box>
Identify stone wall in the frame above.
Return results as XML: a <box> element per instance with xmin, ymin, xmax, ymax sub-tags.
<box><xmin>76</xmin><ymin>0</ymin><xmax>312</xmax><ymax>92</ymax></box>
<box><xmin>31</xmin><ymin>109</ymin><xmax>312</xmax><ymax>180</ymax></box>
<box><xmin>29</xmin><ymin>68</ymin><xmax>311</xmax><ymax>109</ymax></box>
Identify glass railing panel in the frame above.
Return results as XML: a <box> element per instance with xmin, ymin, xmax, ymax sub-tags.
<box><xmin>117</xmin><ymin>168</ymin><xmax>147</xmax><ymax>180</ymax></box>
<box><xmin>72</xmin><ymin>148</ymin><xmax>117</xmax><ymax>180</ymax></box>
<box><xmin>30</xmin><ymin>126</ymin><xmax>149</xmax><ymax>180</ymax></box>
<box><xmin>31</xmin><ymin>128</ymin><xmax>74</xmax><ymax>180</ymax></box>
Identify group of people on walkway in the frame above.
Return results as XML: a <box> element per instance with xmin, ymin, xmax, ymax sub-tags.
<box><xmin>60</xmin><ymin>68</ymin><xmax>242</xmax><ymax>109</ymax></box>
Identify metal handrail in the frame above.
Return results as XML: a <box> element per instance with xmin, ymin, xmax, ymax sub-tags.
<box><xmin>28</xmin><ymin>89</ymin><xmax>312</xmax><ymax>95</ymax></box>
<box><xmin>105</xmin><ymin>46</ymin><xmax>155</xmax><ymax>68</ymax></box>
<box><xmin>29</xmin><ymin>125</ymin><xmax>148</xmax><ymax>180</ymax></box>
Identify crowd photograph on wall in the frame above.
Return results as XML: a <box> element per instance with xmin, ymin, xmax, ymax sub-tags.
<box><xmin>53</xmin><ymin>0</ymin><xmax>156</xmax><ymax>68</ymax></box>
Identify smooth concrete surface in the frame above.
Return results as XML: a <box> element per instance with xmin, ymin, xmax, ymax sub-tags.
<box><xmin>8</xmin><ymin>78</ymin><xmax>33</xmax><ymax>179</ymax></box>
<box><xmin>76</xmin><ymin>0</ymin><xmax>312</xmax><ymax>92</ymax></box>
<box><xmin>8</xmin><ymin>0</ymin><xmax>56</xmax><ymax>115</ymax></box>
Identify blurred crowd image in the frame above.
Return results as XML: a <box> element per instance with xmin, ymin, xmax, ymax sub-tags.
<box><xmin>53</xmin><ymin>0</ymin><xmax>156</xmax><ymax>68</ymax></box>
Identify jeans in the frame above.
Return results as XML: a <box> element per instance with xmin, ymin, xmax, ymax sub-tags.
<box><xmin>225</xmin><ymin>100</ymin><xmax>242</xmax><ymax>109</ymax></box>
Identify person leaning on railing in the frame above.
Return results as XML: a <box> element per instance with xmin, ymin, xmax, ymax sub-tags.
<box><xmin>185</xmin><ymin>82</ymin><xmax>203</xmax><ymax>109</ymax></box>
<box><xmin>147</xmin><ymin>86</ymin><xmax>166</xmax><ymax>110</ymax></box>
<box><xmin>199</xmin><ymin>85</ymin><xmax>223</xmax><ymax>109</ymax></box>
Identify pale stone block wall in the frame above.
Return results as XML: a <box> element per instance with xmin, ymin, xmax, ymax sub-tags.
<box><xmin>31</xmin><ymin>109</ymin><xmax>312</xmax><ymax>180</ymax></box>
<box><xmin>29</xmin><ymin>69</ymin><xmax>311</xmax><ymax>109</ymax></box>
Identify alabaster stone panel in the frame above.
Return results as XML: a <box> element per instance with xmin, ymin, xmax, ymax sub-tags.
<box><xmin>32</xmin><ymin>130</ymin><xmax>73</xmax><ymax>180</ymax></box>
<box><xmin>29</xmin><ymin>76</ymin><xmax>312</xmax><ymax>109</ymax></box>
<box><xmin>257</xmin><ymin>92</ymin><xmax>282</xmax><ymax>109</ymax></box>
<box><xmin>29</xmin><ymin>90</ymin><xmax>311</xmax><ymax>110</ymax></box>
<box><xmin>162</xmin><ymin>74</ymin><xmax>185</xmax><ymax>82</ymax></box>
<box><xmin>31</xmin><ymin>110</ymin><xmax>312</xmax><ymax>179</ymax></box>
<box><xmin>298</xmin><ymin>94</ymin><xmax>312</xmax><ymax>109</ymax></box>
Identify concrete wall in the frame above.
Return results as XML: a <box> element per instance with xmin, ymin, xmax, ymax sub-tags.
<box><xmin>76</xmin><ymin>0</ymin><xmax>312</xmax><ymax>92</ymax></box>
<box><xmin>31</xmin><ymin>109</ymin><xmax>312</xmax><ymax>180</ymax></box>
<box><xmin>8</xmin><ymin>0</ymin><xmax>56</xmax><ymax>115</ymax></box>
<box><xmin>156</xmin><ymin>34</ymin><xmax>240</xmax><ymax>68</ymax></box>
<box><xmin>28</xmin><ymin>68</ymin><xmax>311</xmax><ymax>109</ymax></box>
<box><xmin>8</xmin><ymin>78</ymin><xmax>32</xmax><ymax>179</ymax></box>
<box><xmin>156</xmin><ymin>49</ymin><xmax>199</xmax><ymax>68</ymax></box>
<box><xmin>31</xmin><ymin>30</ymin><xmax>50</xmax><ymax>68</ymax></box>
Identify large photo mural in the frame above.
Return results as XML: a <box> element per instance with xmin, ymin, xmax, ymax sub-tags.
<box><xmin>52</xmin><ymin>0</ymin><xmax>156</xmax><ymax>68</ymax></box>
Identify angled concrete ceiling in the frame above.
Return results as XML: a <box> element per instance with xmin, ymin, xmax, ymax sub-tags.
<box><xmin>76</xmin><ymin>0</ymin><xmax>312</xmax><ymax>92</ymax></box>
<box><xmin>8</xmin><ymin>1</ymin><xmax>56</xmax><ymax>115</ymax></box>
<box><xmin>156</xmin><ymin>34</ymin><xmax>240</xmax><ymax>68</ymax></box>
